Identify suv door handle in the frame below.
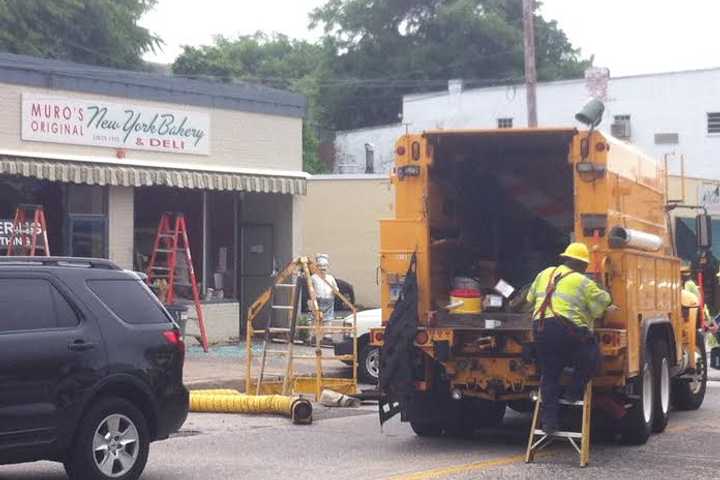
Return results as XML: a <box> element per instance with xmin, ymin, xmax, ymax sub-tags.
<box><xmin>68</xmin><ymin>340</ymin><xmax>96</xmax><ymax>352</ymax></box>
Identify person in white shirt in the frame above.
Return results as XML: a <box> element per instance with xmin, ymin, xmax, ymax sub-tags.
<box><xmin>311</xmin><ymin>254</ymin><xmax>338</xmax><ymax>324</ymax></box>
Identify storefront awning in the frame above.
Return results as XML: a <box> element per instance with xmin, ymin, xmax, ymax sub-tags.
<box><xmin>0</xmin><ymin>154</ymin><xmax>307</xmax><ymax>195</ymax></box>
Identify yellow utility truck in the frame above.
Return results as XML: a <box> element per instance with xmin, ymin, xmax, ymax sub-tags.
<box><xmin>373</xmin><ymin>125</ymin><xmax>707</xmax><ymax>444</ymax></box>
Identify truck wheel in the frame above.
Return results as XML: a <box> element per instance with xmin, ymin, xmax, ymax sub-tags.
<box><xmin>410</xmin><ymin>421</ymin><xmax>443</xmax><ymax>437</ymax></box>
<box><xmin>443</xmin><ymin>398</ymin><xmax>505</xmax><ymax>438</ymax></box>
<box><xmin>473</xmin><ymin>399</ymin><xmax>506</xmax><ymax>427</ymax></box>
<box><xmin>621</xmin><ymin>351</ymin><xmax>654</xmax><ymax>445</ymax></box>
<box><xmin>358</xmin><ymin>343</ymin><xmax>380</xmax><ymax>384</ymax></box>
<box><xmin>508</xmin><ymin>399</ymin><xmax>533</xmax><ymax>414</ymax></box>
<box><xmin>672</xmin><ymin>333</ymin><xmax>707</xmax><ymax>411</ymax></box>
<box><xmin>651</xmin><ymin>339</ymin><xmax>671</xmax><ymax>433</ymax></box>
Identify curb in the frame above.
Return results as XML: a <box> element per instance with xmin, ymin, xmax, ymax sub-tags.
<box><xmin>185</xmin><ymin>379</ymin><xmax>247</xmax><ymax>392</ymax></box>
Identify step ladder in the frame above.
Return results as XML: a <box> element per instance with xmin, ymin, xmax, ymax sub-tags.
<box><xmin>7</xmin><ymin>204</ymin><xmax>50</xmax><ymax>256</ymax></box>
<box><xmin>526</xmin><ymin>381</ymin><xmax>592</xmax><ymax>467</ymax></box>
<box><xmin>146</xmin><ymin>212</ymin><xmax>208</xmax><ymax>352</ymax></box>
<box><xmin>246</xmin><ymin>257</ymin><xmax>358</xmax><ymax>399</ymax></box>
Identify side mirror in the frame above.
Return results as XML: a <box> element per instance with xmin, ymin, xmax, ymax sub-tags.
<box><xmin>696</xmin><ymin>213</ymin><xmax>713</xmax><ymax>249</ymax></box>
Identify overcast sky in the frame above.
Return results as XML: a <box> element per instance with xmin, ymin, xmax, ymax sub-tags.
<box><xmin>141</xmin><ymin>0</ymin><xmax>720</xmax><ymax>77</ymax></box>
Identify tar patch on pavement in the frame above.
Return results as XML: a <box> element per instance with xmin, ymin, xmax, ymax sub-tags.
<box><xmin>171</xmin><ymin>429</ymin><xmax>203</xmax><ymax>438</ymax></box>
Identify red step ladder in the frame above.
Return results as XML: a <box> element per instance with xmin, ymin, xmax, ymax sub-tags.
<box><xmin>7</xmin><ymin>204</ymin><xmax>50</xmax><ymax>256</ymax></box>
<box><xmin>146</xmin><ymin>212</ymin><xmax>208</xmax><ymax>352</ymax></box>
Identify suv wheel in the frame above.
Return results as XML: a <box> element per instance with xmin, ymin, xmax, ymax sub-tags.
<box><xmin>65</xmin><ymin>397</ymin><xmax>150</xmax><ymax>480</ymax></box>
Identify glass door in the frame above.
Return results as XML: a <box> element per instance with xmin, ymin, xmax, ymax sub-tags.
<box><xmin>67</xmin><ymin>214</ymin><xmax>107</xmax><ymax>258</ymax></box>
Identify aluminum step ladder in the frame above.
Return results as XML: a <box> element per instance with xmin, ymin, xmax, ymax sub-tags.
<box><xmin>525</xmin><ymin>381</ymin><xmax>592</xmax><ymax>467</ymax></box>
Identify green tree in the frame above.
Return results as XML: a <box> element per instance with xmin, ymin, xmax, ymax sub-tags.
<box><xmin>0</xmin><ymin>0</ymin><xmax>161</xmax><ymax>69</ymax></box>
<box><xmin>310</xmin><ymin>0</ymin><xmax>590</xmax><ymax>130</ymax></box>
<box><xmin>173</xmin><ymin>33</ymin><xmax>330</xmax><ymax>173</ymax></box>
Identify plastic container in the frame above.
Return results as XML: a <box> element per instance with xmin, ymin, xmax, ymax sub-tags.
<box><xmin>449</xmin><ymin>289</ymin><xmax>483</xmax><ymax>314</ymax></box>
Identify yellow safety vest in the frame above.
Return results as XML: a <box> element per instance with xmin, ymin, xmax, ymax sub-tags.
<box><xmin>526</xmin><ymin>265</ymin><xmax>611</xmax><ymax>330</ymax></box>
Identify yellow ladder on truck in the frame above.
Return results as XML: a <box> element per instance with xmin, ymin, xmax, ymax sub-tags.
<box><xmin>525</xmin><ymin>381</ymin><xmax>592</xmax><ymax>467</ymax></box>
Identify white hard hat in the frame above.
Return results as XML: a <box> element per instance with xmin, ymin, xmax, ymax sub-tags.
<box><xmin>316</xmin><ymin>253</ymin><xmax>329</xmax><ymax>265</ymax></box>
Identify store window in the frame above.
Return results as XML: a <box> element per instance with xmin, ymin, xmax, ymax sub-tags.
<box><xmin>65</xmin><ymin>185</ymin><xmax>107</xmax><ymax>258</ymax></box>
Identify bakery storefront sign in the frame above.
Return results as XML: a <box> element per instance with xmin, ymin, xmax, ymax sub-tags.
<box><xmin>21</xmin><ymin>93</ymin><xmax>210</xmax><ymax>155</ymax></box>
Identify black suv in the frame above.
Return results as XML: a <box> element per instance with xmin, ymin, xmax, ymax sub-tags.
<box><xmin>0</xmin><ymin>257</ymin><xmax>188</xmax><ymax>480</ymax></box>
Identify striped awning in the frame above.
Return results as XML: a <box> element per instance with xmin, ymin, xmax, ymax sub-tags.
<box><xmin>0</xmin><ymin>155</ymin><xmax>307</xmax><ymax>195</ymax></box>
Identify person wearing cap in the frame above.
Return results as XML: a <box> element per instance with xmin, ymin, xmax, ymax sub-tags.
<box><xmin>311</xmin><ymin>254</ymin><xmax>339</xmax><ymax>325</ymax></box>
<box><xmin>526</xmin><ymin>242</ymin><xmax>612</xmax><ymax>434</ymax></box>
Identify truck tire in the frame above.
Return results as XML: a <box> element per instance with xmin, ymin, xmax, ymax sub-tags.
<box><xmin>508</xmin><ymin>399</ymin><xmax>533</xmax><ymax>414</ymax></box>
<box><xmin>443</xmin><ymin>398</ymin><xmax>505</xmax><ymax>438</ymax></box>
<box><xmin>651</xmin><ymin>339</ymin><xmax>671</xmax><ymax>433</ymax></box>
<box><xmin>672</xmin><ymin>333</ymin><xmax>707</xmax><ymax>411</ymax></box>
<box><xmin>621</xmin><ymin>351</ymin><xmax>654</xmax><ymax>445</ymax></box>
<box><xmin>410</xmin><ymin>421</ymin><xmax>443</xmax><ymax>437</ymax></box>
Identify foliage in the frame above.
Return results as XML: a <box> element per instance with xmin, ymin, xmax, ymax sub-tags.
<box><xmin>174</xmin><ymin>33</ymin><xmax>331</xmax><ymax>173</ymax></box>
<box><xmin>172</xmin><ymin>1</ymin><xmax>591</xmax><ymax>165</ymax></box>
<box><xmin>0</xmin><ymin>0</ymin><xmax>161</xmax><ymax>69</ymax></box>
<box><xmin>309</xmin><ymin>0</ymin><xmax>591</xmax><ymax>130</ymax></box>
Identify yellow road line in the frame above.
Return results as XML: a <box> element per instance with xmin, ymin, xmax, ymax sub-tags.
<box><xmin>385</xmin><ymin>453</ymin><xmax>533</xmax><ymax>480</ymax></box>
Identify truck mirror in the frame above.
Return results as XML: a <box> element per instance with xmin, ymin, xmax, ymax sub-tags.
<box><xmin>696</xmin><ymin>213</ymin><xmax>713</xmax><ymax>249</ymax></box>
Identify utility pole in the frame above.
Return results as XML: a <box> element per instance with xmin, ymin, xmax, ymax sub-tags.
<box><xmin>522</xmin><ymin>0</ymin><xmax>538</xmax><ymax>127</ymax></box>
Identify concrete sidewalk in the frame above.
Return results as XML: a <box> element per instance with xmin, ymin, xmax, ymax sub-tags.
<box><xmin>183</xmin><ymin>342</ymin><xmax>351</xmax><ymax>391</ymax></box>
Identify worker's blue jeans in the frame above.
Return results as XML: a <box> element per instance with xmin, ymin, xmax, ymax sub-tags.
<box><xmin>533</xmin><ymin>317</ymin><xmax>601</xmax><ymax>430</ymax></box>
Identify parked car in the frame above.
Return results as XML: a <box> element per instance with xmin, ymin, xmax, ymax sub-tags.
<box><xmin>333</xmin><ymin>309</ymin><xmax>382</xmax><ymax>384</ymax></box>
<box><xmin>0</xmin><ymin>257</ymin><xmax>189</xmax><ymax>480</ymax></box>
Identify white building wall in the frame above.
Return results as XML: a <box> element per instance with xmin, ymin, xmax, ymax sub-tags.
<box><xmin>337</xmin><ymin>68</ymin><xmax>720</xmax><ymax>178</ymax></box>
<box><xmin>334</xmin><ymin>124</ymin><xmax>405</xmax><ymax>174</ymax></box>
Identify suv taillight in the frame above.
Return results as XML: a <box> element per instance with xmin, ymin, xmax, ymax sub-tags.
<box><xmin>163</xmin><ymin>330</ymin><xmax>185</xmax><ymax>353</ymax></box>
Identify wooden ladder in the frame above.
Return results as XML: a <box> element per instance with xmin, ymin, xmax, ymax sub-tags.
<box><xmin>525</xmin><ymin>381</ymin><xmax>592</xmax><ymax>467</ymax></box>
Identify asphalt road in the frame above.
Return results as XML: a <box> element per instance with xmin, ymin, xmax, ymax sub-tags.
<box><xmin>3</xmin><ymin>382</ymin><xmax>720</xmax><ymax>480</ymax></box>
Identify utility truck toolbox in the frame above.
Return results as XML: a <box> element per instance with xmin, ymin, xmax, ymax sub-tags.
<box><xmin>376</xmin><ymin>126</ymin><xmax>707</xmax><ymax>446</ymax></box>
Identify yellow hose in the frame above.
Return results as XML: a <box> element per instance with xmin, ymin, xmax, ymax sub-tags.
<box><xmin>190</xmin><ymin>389</ymin><xmax>241</xmax><ymax>396</ymax></box>
<box><xmin>189</xmin><ymin>391</ymin><xmax>313</xmax><ymax>424</ymax></box>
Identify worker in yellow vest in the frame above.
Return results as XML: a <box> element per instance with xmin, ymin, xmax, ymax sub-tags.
<box><xmin>527</xmin><ymin>242</ymin><xmax>612</xmax><ymax>434</ymax></box>
<box><xmin>681</xmin><ymin>265</ymin><xmax>718</xmax><ymax>347</ymax></box>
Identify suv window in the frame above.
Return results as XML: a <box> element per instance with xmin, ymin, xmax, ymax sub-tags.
<box><xmin>88</xmin><ymin>279</ymin><xmax>170</xmax><ymax>325</ymax></box>
<box><xmin>0</xmin><ymin>278</ymin><xmax>80</xmax><ymax>332</ymax></box>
